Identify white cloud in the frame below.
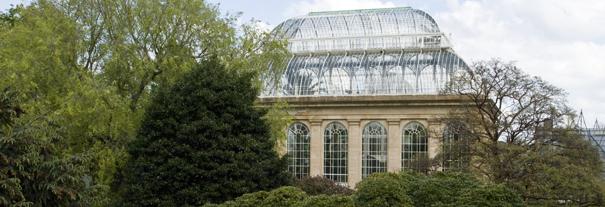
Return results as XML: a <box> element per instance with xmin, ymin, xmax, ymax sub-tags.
<box><xmin>435</xmin><ymin>0</ymin><xmax>605</xmax><ymax>123</ymax></box>
<box><xmin>283</xmin><ymin>0</ymin><xmax>396</xmax><ymax>18</ymax></box>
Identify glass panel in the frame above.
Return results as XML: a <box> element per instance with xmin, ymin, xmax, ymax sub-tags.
<box><xmin>324</xmin><ymin>122</ymin><xmax>348</xmax><ymax>185</ymax></box>
<box><xmin>402</xmin><ymin>122</ymin><xmax>429</xmax><ymax>173</ymax></box>
<box><xmin>287</xmin><ymin>122</ymin><xmax>311</xmax><ymax>178</ymax></box>
<box><xmin>362</xmin><ymin>122</ymin><xmax>387</xmax><ymax>178</ymax></box>
<box><xmin>261</xmin><ymin>7</ymin><xmax>469</xmax><ymax>97</ymax></box>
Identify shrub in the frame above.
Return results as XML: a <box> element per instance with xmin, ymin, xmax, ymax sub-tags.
<box><xmin>207</xmin><ymin>186</ymin><xmax>356</xmax><ymax>207</ymax></box>
<box><xmin>118</xmin><ymin>60</ymin><xmax>291</xmax><ymax>206</ymax></box>
<box><xmin>453</xmin><ymin>184</ymin><xmax>524</xmax><ymax>207</ymax></box>
<box><xmin>354</xmin><ymin>173</ymin><xmax>413</xmax><ymax>207</ymax></box>
<box><xmin>207</xmin><ymin>187</ymin><xmax>307</xmax><ymax>207</ymax></box>
<box><xmin>294</xmin><ymin>176</ymin><xmax>354</xmax><ymax>196</ymax></box>
<box><xmin>0</xmin><ymin>87</ymin><xmax>87</xmax><ymax>206</ymax></box>
<box><xmin>296</xmin><ymin>194</ymin><xmax>355</xmax><ymax>207</ymax></box>
<box><xmin>262</xmin><ymin>186</ymin><xmax>308</xmax><ymax>206</ymax></box>
<box><xmin>408</xmin><ymin>172</ymin><xmax>480</xmax><ymax>207</ymax></box>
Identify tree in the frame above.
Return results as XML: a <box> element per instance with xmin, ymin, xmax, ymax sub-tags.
<box><xmin>54</xmin><ymin>0</ymin><xmax>288</xmax><ymax>112</ymax></box>
<box><xmin>509</xmin><ymin>128</ymin><xmax>605</xmax><ymax>206</ymax></box>
<box><xmin>1</xmin><ymin>0</ymin><xmax>290</xmax><ymax>205</ymax></box>
<box><xmin>118</xmin><ymin>59</ymin><xmax>291</xmax><ymax>206</ymax></box>
<box><xmin>447</xmin><ymin>59</ymin><xmax>605</xmax><ymax>205</ymax></box>
<box><xmin>0</xmin><ymin>87</ymin><xmax>88</xmax><ymax>207</ymax></box>
<box><xmin>0</xmin><ymin>2</ymin><xmax>136</xmax><ymax>205</ymax></box>
<box><xmin>447</xmin><ymin>60</ymin><xmax>566</xmax><ymax>178</ymax></box>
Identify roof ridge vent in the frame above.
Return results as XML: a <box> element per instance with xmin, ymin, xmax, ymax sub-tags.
<box><xmin>307</xmin><ymin>6</ymin><xmax>412</xmax><ymax>16</ymax></box>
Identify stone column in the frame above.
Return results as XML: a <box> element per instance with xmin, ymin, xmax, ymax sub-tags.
<box><xmin>387</xmin><ymin>119</ymin><xmax>401</xmax><ymax>172</ymax></box>
<box><xmin>310</xmin><ymin>120</ymin><xmax>323</xmax><ymax>177</ymax></box>
<box><xmin>348</xmin><ymin>119</ymin><xmax>362</xmax><ymax>187</ymax></box>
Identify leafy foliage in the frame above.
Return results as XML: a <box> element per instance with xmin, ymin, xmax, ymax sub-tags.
<box><xmin>205</xmin><ymin>186</ymin><xmax>354</xmax><ymax>207</ymax></box>
<box><xmin>294</xmin><ymin>176</ymin><xmax>354</xmax><ymax>196</ymax></box>
<box><xmin>446</xmin><ymin>184</ymin><xmax>523</xmax><ymax>207</ymax></box>
<box><xmin>213</xmin><ymin>172</ymin><xmax>523</xmax><ymax>207</ymax></box>
<box><xmin>118</xmin><ymin>60</ymin><xmax>291</xmax><ymax>206</ymax></box>
<box><xmin>0</xmin><ymin>0</ymin><xmax>290</xmax><ymax>205</ymax></box>
<box><xmin>447</xmin><ymin>59</ymin><xmax>605</xmax><ymax>205</ymax></box>
<box><xmin>508</xmin><ymin>129</ymin><xmax>605</xmax><ymax>206</ymax></box>
<box><xmin>296</xmin><ymin>194</ymin><xmax>355</xmax><ymax>207</ymax></box>
<box><xmin>353</xmin><ymin>173</ymin><xmax>413</xmax><ymax>207</ymax></box>
<box><xmin>408</xmin><ymin>172</ymin><xmax>480</xmax><ymax>207</ymax></box>
<box><xmin>0</xmin><ymin>88</ymin><xmax>88</xmax><ymax>207</ymax></box>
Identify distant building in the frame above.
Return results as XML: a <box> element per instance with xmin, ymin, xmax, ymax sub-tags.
<box><xmin>259</xmin><ymin>7</ymin><xmax>469</xmax><ymax>186</ymax></box>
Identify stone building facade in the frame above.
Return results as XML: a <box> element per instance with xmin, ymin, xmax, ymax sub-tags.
<box><xmin>259</xmin><ymin>7</ymin><xmax>470</xmax><ymax>187</ymax></box>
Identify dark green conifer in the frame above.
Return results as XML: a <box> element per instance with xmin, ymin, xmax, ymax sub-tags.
<box><xmin>120</xmin><ymin>59</ymin><xmax>290</xmax><ymax>206</ymax></box>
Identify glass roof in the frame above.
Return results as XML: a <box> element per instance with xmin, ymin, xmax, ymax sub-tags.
<box><xmin>261</xmin><ymin>7</ymin><xmax>468</xmax><ymax>97</ymax></box>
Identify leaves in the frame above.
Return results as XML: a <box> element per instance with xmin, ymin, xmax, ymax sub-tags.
<box><xmin>118</xmin><ymin>59</ymin><xmax>291</xmax><ymax>206</ymax></box>
<box><xmin>1</xmin><ymin>0</ymin><xmax>290</xmax><ymax>205</ymax></box>
<box><xmin>447</xmin><ymin>59</ymin><xmax>605</xmax><ymax>205</ymax></box>
<box><xmin>0</xmin><ymin>88</ymin><xmax>87</xmax><ymax>207</ymax></box>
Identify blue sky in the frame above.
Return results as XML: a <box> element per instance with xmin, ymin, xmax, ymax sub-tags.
<box><xmin>2</xmin><ymin>0</ymin><xmax>605</xmax><ymax>125</ymax></box>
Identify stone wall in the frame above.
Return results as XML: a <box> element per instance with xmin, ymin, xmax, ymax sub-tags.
<box><xmin>258</xmin><ymin>95</ymin><xmax>470</xmax><ymax>187</ymax></box>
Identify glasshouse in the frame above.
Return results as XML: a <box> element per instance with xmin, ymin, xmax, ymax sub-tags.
<box><xmin>259</xmin><ymin>7</ymin><xmax>470</xmax><ymax>186</ymax></box>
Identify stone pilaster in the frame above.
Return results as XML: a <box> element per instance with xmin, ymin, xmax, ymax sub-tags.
<box><xmin>309</xmin><ymin>120</ymin><xmax>323</xmax><ymax>177</ymax></box>
<box><xmin>387</xmin><ymin>119</ymin><xmax>401</xmax><ymax>172</ymax></box>
<box><xmin>347</xmin><ymin>119</ymin><xmax>362</xmax><ymax>187</ymax></box>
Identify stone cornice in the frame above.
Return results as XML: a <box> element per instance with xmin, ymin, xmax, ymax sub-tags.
<box><xmin>257</xmin><ymin>95</ymin><xmax>472</xmax><ymax>108</ymax></box>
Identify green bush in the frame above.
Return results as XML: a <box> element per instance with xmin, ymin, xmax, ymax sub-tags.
<box><xmin>207</xmin><ymin>186</ymin><xmax>357</xmax><ymax>207</ymax></box>
<box><xmin>354</xmin><ymin>173</ymin><xmax>413</xmax><ymax>207</ymax></box>
<box><xmin>452</xmin><ymin>184</ymin><xmax>523</xmax><ymax>207</ymax></box>
<box><xmin>409</xmin><ymin>172</ymin><xmax>480</xmax><ymax>207</ymax></box>
<box><xmin>207</xmin><ymin>187</ymin><xmax>307</xmax><ymax>207</ymax></box>
<box><xmin>296</xmin><ymin>194</ymin><xmax>355</xmax><ymax>207</ymax></box>
<box><xmin>295</xmin><ymin>176</ymin><xmax>354</xmax><ymax>196</ymax></box>
<box><xmin>208</xmin><ymin>172</ymin><xmax>524</xmax><ymax>207</ymax></box>
<box><xmin>262</xmin><ymin>187</ymin><xmax>308</xmax><ymax>207</ymax></box>
<box><xmin>118</xmin><ymin>60</ymin><xmax>291</xmax><ymax>206</ymax></box>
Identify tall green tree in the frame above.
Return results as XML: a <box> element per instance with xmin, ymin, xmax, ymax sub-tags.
<box><xmin>56</xmin><ymin>0</ymin><xmax>288</xmax><ymax>111</ymax></box>
<box><xmin>1</xmin><ymin>0</ymin><xmax>290</xmax><ymax>205</ymax></box>
<box><xmin>119</xmin><ymin>59</ymin><xmax>291</xmax><ymax>206</ymax></box>
<box><xmin>0</xmin><ymin>2</ymin><xmax>136</xmax><ymax>205</ymax></box>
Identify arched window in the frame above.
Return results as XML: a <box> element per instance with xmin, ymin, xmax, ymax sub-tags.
<box><xmin>442</xmin><ymin>121</ymin><xmax>470</xmax><ymax>171</ymax></box>
<box><xmin>287</xmin><ymin>122</ymin><xmax>311</xmax><ymax>178</ymax></box>
<box><xmin>362</xmin><ymin>122</ymin><xmax>388</xmax><ymax>178</ymax></box>
<box><xmin>324</xmin><ymin>122</ymin><xmax>348</xmax><ymax>184</ymax></box>
<box><xmin>402</xmin><ymin>122</ymin><xmax>429</xmax><ymax>172</ymax></box>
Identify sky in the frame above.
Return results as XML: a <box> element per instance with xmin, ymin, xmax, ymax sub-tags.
<box><xmin>2</xmin><ymin>0</ymin><xmax>605</xmax><ymax>125</ymax></box>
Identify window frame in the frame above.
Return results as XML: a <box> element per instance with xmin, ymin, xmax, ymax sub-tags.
<box><xmin>401</xmin><ymin>121</ymin><xmax>429</xmax><ymax>172</ymax></box>
<box><xmin>323</xmin><ymin>121</ymin><xmax>349</xmax><ymax>185</ymax></box>
<box><xmin>362</xmin><ymin>121</ymin><xmax>388</xmax><ymax>178</ymax></box>
<box><xmin>286</xmin><ymin>122</ymin><xmax>311</xmax><ymax>178</ymax></box>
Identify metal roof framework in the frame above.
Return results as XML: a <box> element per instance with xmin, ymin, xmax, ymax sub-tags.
<box><xmin>261</xmin><ymin>7</ymin><xmax>468</xmax><ymax>97</ymax></box>
<box><xmin>578</xmin><ymin>112</ymin><xmax>605</xmax><ymax>160</ymax></box>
